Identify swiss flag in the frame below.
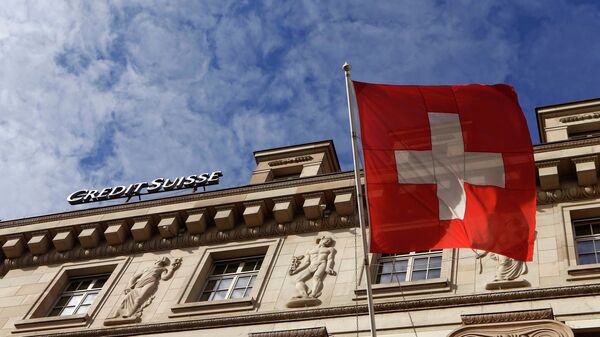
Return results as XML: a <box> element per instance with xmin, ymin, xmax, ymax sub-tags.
<box><xmin>354</xmin><ymin>82</ymin><xmax>536</xmax><ymax>261</ymax></box>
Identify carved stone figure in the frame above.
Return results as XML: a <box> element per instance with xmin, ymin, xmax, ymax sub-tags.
<box><xmin>286</xmin><ymin>236</ymin><xmax>336</xmax><ymax>308</ymax></box>
<box><xmin>108</xmin><ymin>257</ymin><xmax>181</xmax><ymax>323</ymax></box>
<box><xmin>475</xmin><ymin>251</ymin><xmax>529</xmax><ymax>290</ymax></box>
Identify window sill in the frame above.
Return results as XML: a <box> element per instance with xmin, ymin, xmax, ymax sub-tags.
<box><xmin>354</xmin><ymin>278</ymin><xmax>450</xmax><ymax>300</ymax></box>
<box><xmin>566</xmin><ymin>263</ymin><xmax>600</xmax><ymax>281</ymax></box>
<box><xmin>170</xmin><ymin>297</ymin><xmax>255</xmax><ymax>317</ymax></box>
<box><xmin>14</xmin><ymin>314</ymin><xmax>88</xmax><ymax>332</ymax></box>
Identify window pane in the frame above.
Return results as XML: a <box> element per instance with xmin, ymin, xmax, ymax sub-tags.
<box><xmin>255</xmin><ymin>259</ymin><xmax>263</xmax><ymax>270</ymax></box>
<box><xmin>378</xmin><ymin>274</ymin><xmax>392</xmax><ymax>283</ymax></box>
<box><xmin>204</xmin><ymin>279</ymin><xmax>217</xmax><ymax>291</ymax></box>
<box><xmin>430</xmin><ymin>256</ymin><xmax>442</xmax><ymax>269</ymax></box>
<box><xmin>428</xmin><ymin>269</ymin><xmax>441</xmax><ymax>279</ymax></box>
<box><xmin>579</xmin><ymin>253</ymin><xmax>598</xmax><ymax>265</ymax></box>
<box><xmin>82</xmin><ymin>293</ymin><xmax>98</xmax><ymax>305</ymax></box>
<box><xmin>61</xmin><ymin>306</ymin><xmax>76</xmax><ymax>316</ymax></box>
<box><xmin>67</xmin><ymin>294</ymin><xmax>84</xmax><ymax>307</ymax></box>
<box><xmin>249</xmin><ymin>276</ymin><xmax>256</xmax><ymax>287</ymax></box>
<box><xmin>224</xmin><ymin>262</ymin><xmax>240</xmax><ymax>274</ymax></box>
<box><xmin>236</xmin><ymin>276</ymin><xmax>251</xmax><ymax>288</ymax></box>
<box><xmin>212</xmin><ymin>290</ymin><xmax>228</xmax><ymax>301</ymax></box>
<box><xmin>76</xmin><ymin>279</ymin><xmax>93</xmax><ymax>291</ymax></box>
<box><xmin>199</xmin><ymin>292</ymin><xmax>211</xmax><ymax>301</ymax></box>
<box><xmin>76</xmin><ymin>304</ymin><xmax>91</xmax><ymax>314</ymax></box>
<box><xmin>231</xmin><ymin>289</ymin><xmax>245</xmax><ymax>299</ymax></box>
<box><xmin>66</xmin><ymin>281</ymin><xmax>80</xmax><ymax>292</ymax></box>
<box><xmin>55</xmin><ymin>296</ymin><xmax>70</xmax><ymax>307</ymax></box>
<box><xmin>93</xmin><ymin>276</ymin><xmax>108</xmax><ymax>289</ymax></box>
<box><xmin>575</xmin><ymin>224</ymin><xmax>592</xmax><ymax>236</ymax></box>
<box><xmin>216</xmin><ymin>278</ymin><xmax>233</xmax><ymax>290</ymax></box>
<box><xmin>380</xmin><ymin>261</ymin><xmax>394</xmax><ymax>274</ymax></box>
<box><xmin>387</xmin><ymin>272</ymin><xmax>405</xmax><ymax>283</ymax></box>
<box><xmin>578</xmin><ymin>240</ymin><xmax>595</xmax><ymax>254</ymax></box>
<box><xmin>394</xmin><ymin>260</ymin><xmax>408</xmax><ymax>272</ymax></box>
<box><xmin>593</xmin><ymin>223</ymin><xmax>600</xmax><ymax>235</ymax></box>
<box><xmin>244</xmin><ymin>288</ymin><xmax>253</xmax><ymax>297</ymax></box>
<box><xmin>413</xmin><ymin>258</ymin><xmax>428</xmax><ymax>270</ymax></box>
<box><xmin>48</xmin><ymin>307</ymin><xmax>62</xmax><ymax>317</ymax></box>
<box><xmin>412</xmin><ymin>270</ymin><xmax>427</xmax><ymax>280</ymax></box>
<box><xmin>213</xmin><ymin>264</ymin><xmax>226</xmax><ymax>275</ymax></box>
<box><xmin>241</xmin><ymin>261</ymin><xmax>256</xmax><ymax>272</ymax></box>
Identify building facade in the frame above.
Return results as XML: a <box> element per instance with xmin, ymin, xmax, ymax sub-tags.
<box><xmin>0</xmin><ymin>100</ymin><xmax>600</xmax><ymax>337</ymax></box>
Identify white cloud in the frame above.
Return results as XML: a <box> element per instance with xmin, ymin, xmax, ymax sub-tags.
<box><xmin>0</xmin><ymin>0</ymin><xmax>599</xmax><ymax>220</ymax></box>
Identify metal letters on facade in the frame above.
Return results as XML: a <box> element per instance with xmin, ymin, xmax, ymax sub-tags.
<box><xmin>67</xmin><ymin>171</ymin><xmax>223</xmax><ymax>205</ymax></box>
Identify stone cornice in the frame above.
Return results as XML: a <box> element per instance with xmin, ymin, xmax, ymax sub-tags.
<box><xmin>0</xmin><ymin>172</ymin><xmax>355</xmax><ymax>229</ymax></box>
<box><xmin>537</xmin><ymin>184</ymin><xmax>600</xmax><ymax>205</ymax></box>
<box><xmin>461</xmin><ymin>308</ymin><xmax>554</xmax><ymax>325</ymax></box>
<box><xmin>534</xmin><ymin>137</ymin><xmax>600</xmax><ymax>153</ymax></box>
<box><xmin>35</xmin><ymin>283</ymin><xmax>600</xmax><ymax>337</ymax></box>
<box><xmin>249</xmin><ymin>327</ymin><xmax>328</xmax><ymax>337</ymax></box>
<box><xmin>559</xmin><ymin>112</ymin><xmax>600</xmax><ymax>123</ymax></box>
<box><xmin>1</xmin><ymin>214</ymin><xmax>357</xmax><ymax>274</ymax></box>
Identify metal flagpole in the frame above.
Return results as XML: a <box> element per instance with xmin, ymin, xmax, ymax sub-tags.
<box><xmin>343</xmin><ymin>62</ymin><xmax>377</xmax><ymax>337</ymax></box>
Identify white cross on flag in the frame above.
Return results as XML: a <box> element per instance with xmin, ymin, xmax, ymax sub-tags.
<box><xmin>354</xmin><ymin>83</ymin><xmax>536</xmax><ymax>261</ymax></box>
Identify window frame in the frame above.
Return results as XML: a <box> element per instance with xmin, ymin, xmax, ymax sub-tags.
<box><xmin>199</xmin><ymin>256</ymin><xmax>263</xmax><ymax>302</ymax></box>
<box><xmin>375</xmin><ymin>250</ymin><xmax>443</xmax><ymax>284</ymax></box>
<box><xmin>563</xmin><ymin>204</ymin><xmax>600</xmax><ymax>279</ymax></box>
<box><xmin>14</xmin><ymin>257</ymin><xmax>129</xmax><ymax>333</ymax></box>
<box><xmin>48</xmin><ymin>274</ymin><xmax>111</xmax><ymax>317</ymax></box>
<box><xmin>572</xmin><ymin>217</ymin><xmax>600</xmax><ymax>265</ymax></box>
<box><xmin>170</xmin><ymin>238</ymin><xmax>281</xmax><ymax>317</ymax></box>
<box><xmin>355</xmin><ymin>249</ymin><xmax>454</xmax><ymax>300</ymax></box>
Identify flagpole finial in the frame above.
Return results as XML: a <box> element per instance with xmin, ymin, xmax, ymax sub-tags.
<box><xmin>343</xmin><ymin>62</ymin><xmax>351</xmax><ymax>73</ymax></box>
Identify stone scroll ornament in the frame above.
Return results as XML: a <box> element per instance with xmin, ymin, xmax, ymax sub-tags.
<box><xmin>286</xmin><ymin>236</ymin><xmax>336</xmax><ymax>308</ymax></box>
<box><xmin>474</xmin><ymin>250</ymin><xmax>529</xmax><ymax>290</ymax></box>
<box><xmin>108</xmin><ymin>257</ymin><xmax>182</xmax><ymax>323</ymax></box>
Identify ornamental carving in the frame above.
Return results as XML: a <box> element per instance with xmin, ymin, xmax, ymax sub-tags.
<box><xmin>536</xmin><ymin>183</ymin><xmax>600</xmax><ymax>205</ymax></box>
<box><xmin>106</xmin><ymin>257</ymin><xmax>181</xmax><ymax>324</ymax></box>
<box><xmin>268</xmin><ymin>156</ymin><xmax>314</xmax><ymax>167</ymax></box>
<box><xmin>286</xmin><ymin>235</ymin><xmax>336</xmax><ymax>308</ymax></box>
<box><xmin>475</xmin><ymin>251</ymin><xmax>529</xmax><ymax>290</ymax></box>
<box><xmin>559</xmin><ymin>112</ymin><xmax>600</xmax><ymax>123</ymax></box>
<box><xmin>448</xmin><ymin>320</ymin><xmax>574</xmax><ymax>337</ymax></box>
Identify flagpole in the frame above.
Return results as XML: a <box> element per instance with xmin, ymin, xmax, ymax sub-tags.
<box><xmin>343</xmin><ymin>62</ymin><xmax>377</xmax><ymax>337</ymax></box>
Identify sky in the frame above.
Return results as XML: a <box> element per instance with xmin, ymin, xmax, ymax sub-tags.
<box><xmin>2</xmin><ymin>0</ymin><xmax>600</xmax><ymax>220</ymax></box>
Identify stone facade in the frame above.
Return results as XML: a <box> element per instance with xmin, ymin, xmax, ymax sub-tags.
<box><xmin>1</xmin><ymin>101</ymin><xmax>600</xmax><ymax>337</ymax></box>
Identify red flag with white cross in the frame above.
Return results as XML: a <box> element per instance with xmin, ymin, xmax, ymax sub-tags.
<box><xmin>353</xmin><ymin>82</ymin><xmax>536</xmax><ymax>261</ymax></box>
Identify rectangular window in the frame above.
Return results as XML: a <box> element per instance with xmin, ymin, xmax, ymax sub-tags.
<box><xmin>48</xmin><ymin>274</ymin><xmax>110</xmax><ymax>317</ymax></box>
<box><xmin>199</xmin><ymin>256</ymin><xmax>263</xmax><ymax>301</ymax></box>
<box><xmin>574</xmin><ymin>218</ymin><xmax>600</xmax><ymax>265</ymax></box>
<box><xmin>376</xmin><ymin>250</ymin><xmax>442</xmax><ymax>283</ymax></box>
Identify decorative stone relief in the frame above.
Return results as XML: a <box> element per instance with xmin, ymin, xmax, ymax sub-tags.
<box><xmin>105</xmin><ymin>257</ymin><xmax>182</xmax><ymax>325</ymax></box>
<box><xmin>286</xmin><ymin>235</ymin><xmax>336</xmax><ymax>308</ymax></box>
<box><xmin>448</xmin><ymin>320</ymin><xmax>574</xmax><ymax>337</ymax></box>
<box><xmin>475</xmin><ymin>251</ymin><xmax>530</xmax><ymax>290</ymax></box>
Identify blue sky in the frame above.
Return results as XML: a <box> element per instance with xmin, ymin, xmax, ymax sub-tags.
<box><xmin>1</xmin><ymin>0</ymin><xmax>600</xmax><ymax>220</ymax></box>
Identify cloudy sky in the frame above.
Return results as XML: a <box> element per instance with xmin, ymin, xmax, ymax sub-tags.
<box><xmin>1</xmin><ymin>0</ymin><xmax>600</xmax><ymax>220</ymax></box>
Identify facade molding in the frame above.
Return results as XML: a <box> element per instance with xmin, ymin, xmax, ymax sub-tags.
<box><xmin>460</xmin><ymin>308</ymin><xmax>554</xmax><ymax>325</ymax></box>
<box><xmin>537</xmin><ymin>184</ymin><xmax>600</xmax><ymax>205</ymax></box>
<box><xmin>1</xmin><ymin>214</ymin><xmax>357</xmax><ymax>273</ymax></box>
<box><xmin>35</xmin><ymin>283</ymin><xmax>600</xmax><ymax>337</ymax></box>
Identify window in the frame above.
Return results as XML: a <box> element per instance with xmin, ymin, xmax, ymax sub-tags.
<box><xmin>376</xmin><ymin>250</ymin><xmax>442</xmax><ymax>283</ymax></box>
<box><xmin>48</xmin><ymin>274</ymin><xmax>110</xmax><ymax>317</ymax></box>
<box><xmin>171</xmin><ymin>239</ymin><xmax>281</xmax><ymax>317</ymax></box>
<box><xmin>15</xmin><ymin>257</ymin><xmax>128</xmax><ymax>332</ymax></box>
<box><xmin>199</xmin><ymin>257</ymin><xmax>263</xmax><ymax>301</ymax></box>
<box><xmin>573</xmin><ymin>218</ymin><xmax>600</xmax><ymax>265</ymax></box>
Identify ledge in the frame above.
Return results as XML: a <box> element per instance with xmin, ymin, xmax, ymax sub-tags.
<box><xmin>354</xmin><ymin>278</ymin><xmax>451</xmax><ymax>299</ymax></box>
<box><xmin>170</xmin><ymin>297</ymin><xmax>255</xmax><ymax>317</ymax></box>
<box><xmin>14</xmin><ymin>313</ymin><xmax>88</xmax><ymax>332</ymax></box>
<box><xmin>566</xmin><ymin>263</ymin><xmax>600</xmax><ymax>281</ymax></box>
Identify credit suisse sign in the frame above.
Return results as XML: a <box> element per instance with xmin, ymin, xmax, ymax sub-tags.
<box><xmin>67</xmin><ymin>171</ymin><xmax>223</xmax><ymax>205</ymax></box>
